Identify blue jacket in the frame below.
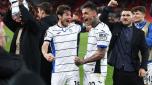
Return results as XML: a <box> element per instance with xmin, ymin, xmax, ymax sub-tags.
<box><xmin>134</xmin><ymin>20</ymin><xmax>152</xmax><ymax>48</ymax></box>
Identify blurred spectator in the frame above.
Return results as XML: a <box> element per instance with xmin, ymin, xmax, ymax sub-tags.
<box><xmin>0</xmin><ymin>28</ymin><xmax>22</xmax><ymax>85</ymax></box>
<box><xmin>0</xmin><ymin>32</ymin><xmax>45</xmax><ymax>85</ymax></box>
<box><xmin>72</xmin><ymin>9</ymin><xmax>82</xmax><ymax>26</ymax></box>
<box><xmin>108</xmin><ymin>11</ymin><xmax>120</xmax><ymax>24</ymax></box>
<box><xmin>3</xmin><ymin>0</ymin><xmax>41</xmax><ymax>74</ymax></box>
<box><xmin>131</xmin><ymin>6</ymin><xmax>152</xmax><ymax>85</ymax></box>
<box><xmin>9</xmin><ymin>69</ymin><xmax>45</xmax><ymax>85</ymax></box>
<box><xmin>132</xmin><ymin>6</ymin><xmax>152</xmax><ymax>60</ymax></box>
<box><xmin>36</xmin><ymin>2</ymin><xmax>57</xmax><ymax>85</ymax></box>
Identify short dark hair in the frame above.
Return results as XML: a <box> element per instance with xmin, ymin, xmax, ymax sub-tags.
<box><xmin>121</xmin><ymin>8</ymin><xmax>131</xmax><ymax>13</ymax></box>
<box><xmin>56</xmin><ymin>5</ymin><xmax>71</xmax><ymax>16</ymax></box>
<box><xmin>81</xmin><ymin>1</ymin><xmax>97</xmax><ymax>12</ymax></box>
<box><xmin>131</xmin><ymin>6</ymin><xmax>146</xmax><ymax>14</ymax></box>
<box><xmin>37</xmin><ymin>2</ymin><xmax>52</xmax><ymax>14</ymax></box>
<box><xmin>122</xmin><ymin>8</ymin><xmax>131</xmax><ymax>11</ymax></box>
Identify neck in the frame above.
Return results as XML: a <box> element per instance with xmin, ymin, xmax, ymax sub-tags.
<box><xmin>135</xmin><ymin>18</ymin><xmax>145</xmax><ymax>23</ymax></box>
<box><xmin>127</xmin><ymin>23</ymin><xmax>132</xmax><ymax>27</ymax></box>
<box><xmin>92</xmin><ymin>17</ymin><xmax>100</xmax><ymax>28</ymax></box>
<box><xmin>58</xmin><ymin>21</ymin><xmax>66</xmax><ymax>28</ymax></box>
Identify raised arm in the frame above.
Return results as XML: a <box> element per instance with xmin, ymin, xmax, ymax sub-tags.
<box><xmin>3</xmin><ymin>10</ymin><xmax>21</xmax><ymax>32</ymax></box>
<box><xmin>18</xmin><ymin>1</ymin><xmax>41</xmax><ymax>33</ymax></box>
<box><xmin>99</xmin><ymin>0</ymin><xmax>118</xmax><ymax>24</ymax></box>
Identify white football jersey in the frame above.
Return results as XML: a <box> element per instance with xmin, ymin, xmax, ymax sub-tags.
<box><xmin>84</xmin><ymin>22</ymin><xmax>112</xmax><ymax>77</ymax></box>
<box><xmin>44</xmin><ymin>23</ymin><xmax>81</xmax><ymax>73</ymax></box>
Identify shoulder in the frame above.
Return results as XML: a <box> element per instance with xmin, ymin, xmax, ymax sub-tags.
<box><xmin>96</xmin><ymin>22</ymin><xmax>111</xmax><ymax>33</ymax></box>
<box><xmin>69</xmin><ymin>23</ymin><xmax>81</xmax><ymax>28</ymax></box>
<box><xmin>97</xmin><ymin>22</ymin><xmax>109</xmax><ymax>29</ymax></box>
<box><xmin>69</xmin><ymin>23</ymin><xmax>81</xmax><ymax>32</ymax></box>
<box><xmin>47</xmin><ymin>25</ymin><xmax>58</xmax><ymax>31</ymax></box>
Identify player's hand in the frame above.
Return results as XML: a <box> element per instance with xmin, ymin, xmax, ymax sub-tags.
<box><xmin>138</xmin><ymin>68</ymin><xmax>146</xmax><ymax>77</ymax></box>
<box><xmin>108</xmin><ymin>0</ymin><xmax>118</xmax><ymax>7</ymax></box>
<box><xmin>74</xmin><ymin>57</ymin><xmax>84</xmax><ymax>66</ymax></box>
<box><xmin>44</xmin><ymin>53</ymin><xmax>55</xmax><ymax>62</ymax></box>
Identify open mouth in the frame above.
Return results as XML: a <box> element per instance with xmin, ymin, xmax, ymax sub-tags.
<box><xmin>66</xmin><ymin>19</ymin><xmax>71</xmax><ymax>23</ymax></box>
<box><xmin>84</xmin><ymin>18</ymin><xmax>89</xmax><ymax>22</ymax></box>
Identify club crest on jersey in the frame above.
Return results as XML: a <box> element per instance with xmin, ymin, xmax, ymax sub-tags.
<box><xmin>69</xmin><ymin>29</ymin><xmax>72</xmax><ymax>32</ymax></box>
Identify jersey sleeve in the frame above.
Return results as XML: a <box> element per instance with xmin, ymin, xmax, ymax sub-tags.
<box><xmin>44</xmin><ymin>27</ymin><xmax>53</xmax><ymax>42</ymax></box>
<box><xmin>96</xmin><ymin>24</ymin><xmax>112</xmax><ymax>48</ymax></box>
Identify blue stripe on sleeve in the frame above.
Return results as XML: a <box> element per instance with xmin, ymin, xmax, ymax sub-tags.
<box><xmin>97</xmin><ymin>45</ymin><xmax>107</xmax><ymax>48</ymax></box>
<box><xmin>50</xmin><ymin>39</ymin><xmax>56</xmax><ymax>73</ymax></box>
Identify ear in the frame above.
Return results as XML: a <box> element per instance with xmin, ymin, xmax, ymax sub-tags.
<box><xmin>57</xmin><ymin>15</ymin><xmax>62</xmax><ymax>19</ymax></box>
<box><xmin>143</xmin><ymin>13</ymin><xmax>146</xmax><ymax>17</ymax></box>
<box><xmin>42</xmin><ymin>10</ymin><xmax>45</xmax><ymax>15</ymax></box>
<box><xmin>92</xmin><ymin>11</ymin><xmax>97</xmax><ymax>17</ymax></box>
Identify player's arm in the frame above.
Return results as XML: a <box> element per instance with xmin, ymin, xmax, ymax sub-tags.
<box><xmin>75</xmin><ymin>24</ymin><xmax>112</xmax><ymax>66</ymax></box>
<box><xmin>42</xmin><ymin>27</ymin><xmax>55</xmax><ymax>62</ymax></box>
<box><xmin>42</xmin><ymin>41</ymin><xmax>54</xmax><ymax>62</ymax></box>
<box><xmin>75</xmin><ymin>47</ymin><xmax>106</xmax><ymax>66</ymax></box>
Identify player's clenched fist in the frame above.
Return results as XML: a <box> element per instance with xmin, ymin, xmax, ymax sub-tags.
<box><xmin>108</xmin><ymin>0</ymin><xmax>118</xmax><ymax>7</ymax></box>
<box><xmin>74</xmin><ymin>57</ymin><xmax>84</xmax><ymax>66</ymax></box>
<box><xmin>44</xmin><ymin>53</ymin><xmax>55</xmax><ymax>62</ymax></box>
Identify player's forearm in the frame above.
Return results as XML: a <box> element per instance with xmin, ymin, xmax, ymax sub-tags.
<box><xmin>83</xmin><ymin>49</ymin><xmax>106</xmax><ymax>64</ymax></box>
<box><xmin>41</xmin><ymin>42</ymin><xmax>49</xmax><ymax>57</ymax></box>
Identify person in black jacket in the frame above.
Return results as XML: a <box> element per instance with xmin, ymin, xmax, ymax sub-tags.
<box><xmin>0</xmin><ymin>27</ymin><xmax>22</xmax><ymax>85</ymax></box>
<box><xmin>0</xmin><ymin>24</ymin><xmax>45</xmax><ymax>85</ymax></box>
<box><xmin>101</xmin><ymin>0</ymin><xmax>149</xmax><ymax>85</ymax></box>
<box><xmin>3</xmin><ymin>0</ymin><xmax>41</xmax><ymax>74</ymax></box>
<box><xmin>36</xmin><ymin>2</ymin><xmax>57</xmax><ymax>85</ymax></box>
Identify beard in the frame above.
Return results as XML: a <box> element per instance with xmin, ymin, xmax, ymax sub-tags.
<box><xmin>61</xmin><ymin>20</ymin><xmax>69</xmax><ymax>27</ymax></box>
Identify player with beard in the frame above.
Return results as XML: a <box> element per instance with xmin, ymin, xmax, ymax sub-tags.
<box><xmin>42</xmin><ymin>5</ymin><xmax>81</xmax><ymax>85</ymax></box>
<box><xmin>74</xmin><ymin>1</ymin><xmax>112</xmax><ymax>85</ymax></box>
<box><xmin>100</xmin><ymin>0</ymin><xmax>149</xmax><ymax>85</ymax></box>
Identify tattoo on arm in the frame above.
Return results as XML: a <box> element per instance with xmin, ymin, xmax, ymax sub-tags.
<box><xmin>83</xmin><ymin>48</ymin><xmax>106</xmax><ymax>64</ymax></box>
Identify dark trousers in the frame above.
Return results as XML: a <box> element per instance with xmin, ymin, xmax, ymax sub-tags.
<box><xmin>113</xmin><ymin>68</ymin><xmax>144</xmax><ymax>85</ymax></box>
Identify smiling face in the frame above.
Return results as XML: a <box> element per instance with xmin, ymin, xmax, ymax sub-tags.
<box><xmin>58</xmin><ymin>10</ymin><xmax>72</xmax><ymax>27</ymax></box>
<box><xmin>82</xmin><ymin>8</ymin><xmax>97</xmax><ymax>26</ymax></box>
<box><xmin>120</xmin><ymin>10</ymin><xmax>133</xmax><ymax>25</ymax></box>
<box><xmin>132</xmin><ymin>10</ymin><xmax>145</xmax><ymax>23</ymax></box>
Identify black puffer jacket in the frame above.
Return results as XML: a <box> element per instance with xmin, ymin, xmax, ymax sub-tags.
<box><xmin>0</xmin><ymin>47</ymin><xmax>23</xmax><ymax>85</ymax></box>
